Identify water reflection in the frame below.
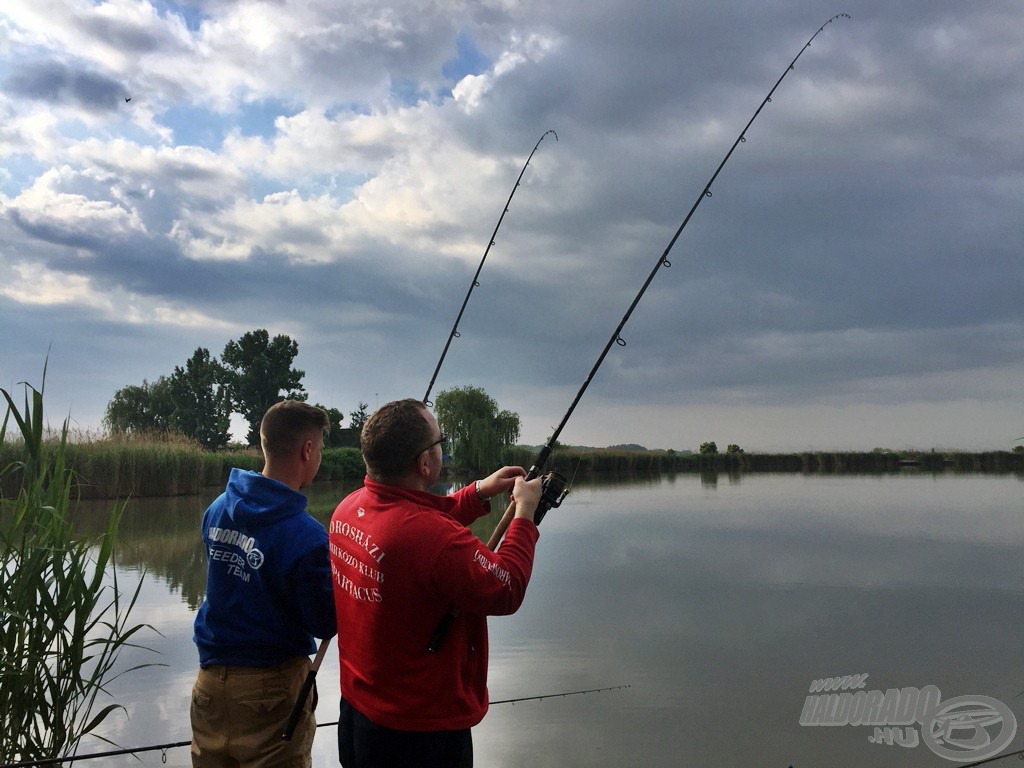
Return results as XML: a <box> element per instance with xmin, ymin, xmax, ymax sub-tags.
<box><xmin>72</xmin><ymin>472</ymin><xmax>1024</xmax><ymax>768</ymax></box>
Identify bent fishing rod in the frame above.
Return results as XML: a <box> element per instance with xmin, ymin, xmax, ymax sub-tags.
<box><xmin>429</xmin><ymin>13</ymin><xmax>852</xmax><ymax>650</ymax></box>
<box><xmin>283</xmin><ymin>130</ymin><xmax>559</xmax><ymax>738</ymax></box>
<box><xmin>423</xmin><ymin>129</ymin><xmax>558</xmax><ymax>406</ymax></box>
<box><xmin>492</xmin><ymin>12</ymin><xmax>851</xmax><ymax>543</ymax></box>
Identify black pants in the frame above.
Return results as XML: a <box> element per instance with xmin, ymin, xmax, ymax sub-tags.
<box><xmin>337</xmin><ymin>698</ymin><xmax>473</xmax><ymax>768</ymax></box>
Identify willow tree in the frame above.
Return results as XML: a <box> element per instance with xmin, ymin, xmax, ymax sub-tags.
<box><xmin>433</xmin><ymin>386</ymin><xmax>520</xmax><ymax>474</ymax></box>
<box><xmin>104</xmin><ymin>377</ymin><xmax>175</xmax><ymax>435</ymax></box>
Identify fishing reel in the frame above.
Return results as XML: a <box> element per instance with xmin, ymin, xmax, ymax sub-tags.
<box><xmin>534</xmin><ymin>470</ymin><xmax>569</xmax><ymax>526</ymax></box>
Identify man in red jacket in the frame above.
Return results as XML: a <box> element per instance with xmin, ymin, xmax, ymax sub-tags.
<box><xmin>329</xmin><ymin>398</ymin><xmax>542</xmax><ymax>768</ymax></box>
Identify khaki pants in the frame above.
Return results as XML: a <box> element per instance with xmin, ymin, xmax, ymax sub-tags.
<box><xmin>190</xmin><ymin>656</ymin><xmax>316</xmax><ymax>768</ymax></box>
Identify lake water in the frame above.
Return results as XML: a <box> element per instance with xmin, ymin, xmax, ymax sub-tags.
<box><xmin>70</xmin><ymin>471</ymin><xmax>1024</xmax><ymax>768</ymax></box>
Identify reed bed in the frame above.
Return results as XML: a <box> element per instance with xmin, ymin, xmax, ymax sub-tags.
<box><xmin>3</xmin><ymin>434</ymin><xmax>1019</xmax><ymax>502</ymax></box>
<box><xmin>2</xmin><ymin>380</ymin><xmax>154</xmax><ymax>764</ymax></box>
<box><xmin>1</xmin><ymin>437</ymin><xmax>365</xmax><ymax>500</ymax></box>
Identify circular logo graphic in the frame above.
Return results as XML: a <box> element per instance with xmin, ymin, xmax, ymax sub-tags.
<box><xmin>246</xmin><ymin>548</ymin><xmax>265</xmax><ymax>570</ymax></box>
<box><xmin>921</xmin><ymin>695</ymin><xmax>1017</xmax><ymax>763</ymax></box>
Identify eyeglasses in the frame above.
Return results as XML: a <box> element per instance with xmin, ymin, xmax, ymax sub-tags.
<box><xmin>417</xmin><ymin>433</ymin><xmax>447</xmax><ymax>456</ymax></box>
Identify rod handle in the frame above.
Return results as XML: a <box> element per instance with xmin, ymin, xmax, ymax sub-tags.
<box><xmin>281</xmin><ymin>670</ymin><xmax>316</xmax><ymax>741</ymax></box>
<box><xmin>485</xmin><ymin>497</ymin><xmax>518</xmax><ymax>550</ymax></box>
<box><xmin>281</xmin><ymin>638</ymin><xmax>330</xmax><ymax>740</ymax></box>
<box><xmin>427</xmin><ymin>609</ymin><xmax>459</xmax><ymax>653</ymax></box>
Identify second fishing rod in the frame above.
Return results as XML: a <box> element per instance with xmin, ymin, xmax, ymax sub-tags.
<box><xmin>428</xmin><ymin>12</ymin><xmax>852</xmax><ymax>651</ymax></box>
<box><xmin>423</xmin><ymin>129</ymin><xmax>558</xmax><ymax>407</ymax></box>
<box><xmin>281</xmin><ymin>130</ymin><xmax>560</xmax><ymax>740</ymax></box>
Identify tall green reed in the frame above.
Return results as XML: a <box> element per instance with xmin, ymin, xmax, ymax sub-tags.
<box><xmin>1</xmin><ymin>376</ymin><xmax>155</xmax><ymax>764</ymax></box>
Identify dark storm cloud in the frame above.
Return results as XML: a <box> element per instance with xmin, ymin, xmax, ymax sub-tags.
<box><xmin>81</xmin><ymin>12</ymin><xmax>168</xmax><ymax>55</ymax></box>
<box><xmin>3</xmin><ymin>60</ymin><xmax>126</xmax><ymax>111</ymax></box>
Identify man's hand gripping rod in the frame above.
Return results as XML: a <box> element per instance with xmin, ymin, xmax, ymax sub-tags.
<box><xmin>427</xmin><ymin>466</ymin><xmax>569</xmax><ymax>653</ymax></box>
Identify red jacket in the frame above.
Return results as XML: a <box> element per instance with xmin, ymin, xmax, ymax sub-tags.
<box><xmin>329</xmin><ymin>477</ymin><xmax>539</xmax><ymax>731</ymax></box>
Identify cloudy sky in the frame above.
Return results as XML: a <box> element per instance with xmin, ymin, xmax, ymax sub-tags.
<box><xmin>1</xmin><ymin>0</ymin><xmax>1021</xmax><ymax>453</ymax></box>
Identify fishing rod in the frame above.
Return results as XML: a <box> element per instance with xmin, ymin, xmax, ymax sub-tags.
<box><xmin>280</xmin><ymin>633</ymin><xmax>331</xmax><ymax>740</ymax></box>
<box><xmin>283</xmin><ymin>130</ymin><xmax>559</xmax><ymax>737</ymax></box>
<box><xmin>957</xmin><ymin>746</ymin><xmax>1024</xmax><ymax>768</ymax></box>
<box><xmin>486</xmin><ymin>12</ymin><xmax>852</xmax><ymax>548</ymax></box>
<box><xmin>428</xmin><ymin>13</ymin><xmax>852</xmax><ymax>651</ymax></box>
<box><xmin>0</xmin><ymin>686</ymin><xmax>629</xmax><ymax>767</ymax></box>
<box><xmin>423</xmin><ymin>129</ymin><xmax>559</xmax><ymax>406</ymax></box>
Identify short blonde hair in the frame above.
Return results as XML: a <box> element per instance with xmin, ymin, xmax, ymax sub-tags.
<box><xmin>260</xmin><ymin>400</ymin><xmax>329</xmax><ymax>459</ymax></box>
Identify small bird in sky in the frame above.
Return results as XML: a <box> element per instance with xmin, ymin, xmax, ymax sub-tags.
<box><xmin>125</xmin><ymin>96</ymin><xmax>132</xmax><ymax>102</ymax></box>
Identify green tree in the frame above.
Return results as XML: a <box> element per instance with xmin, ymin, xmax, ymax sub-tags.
<box><xmin>699</xmin><ymin>441</ymin><xmax>718</xmax><ymax>455</ymax></box>
<box><xmin>104</xmin><ymin>377</ymin><xmax>175</xmax><ymax>435</ymax></box>
<box><xmin>221</xmin><ymin>329</ymin><xmax>306</xmax><ymax>445</ymax></box>
<box><xmin>349</xmin><ymin>401</ymin><xmax>369</xmax><ymax>432</ymax></box>
<box><xmin>726</xmin><ymin>444</ymin><xmax>744</xmax><ymax>454</ymax></box>
<box><xmin>168</xmin><ymin>348</ymin><xmax>231</xmax><ymax>450</ymax></box>
<box><xmin>433</xmin><ymin>386</ymin><xmax>521</xmax><ymax>473</ymax></box>
<box><xmin>314</xmin><ymin>404</ymin><xmax>347</xmax><ymax>448</ymax></box>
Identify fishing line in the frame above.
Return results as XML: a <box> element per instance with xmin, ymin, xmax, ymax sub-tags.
<box><xmin>0</xmin><ymin>686</ymin><xmax>628</xmax><ymax>767</ymax></box>
<box><xmin>494</xmin><ymin>12</ymin><xmax>852</xmax><ymax>535</ymax></box>
<box><xmin>423</xmin><ymin>129</ymin><xmax>558</xmax><ymax>406</ymax></box>
<box><xmin>423</xmin><ymin>14</ymin><xmax>852</xmax><ymax>655</ymax></box>
<box><xmin>16</xmin><ymin>15</ymin><xmax>854</xmax><ymax>763</ymax></box>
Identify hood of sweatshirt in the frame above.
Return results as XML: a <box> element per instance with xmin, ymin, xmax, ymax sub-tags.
<box><xmin>221</xmin><ymin>467</ymin><xmax>307</xmax><ymax>530</ymax></box>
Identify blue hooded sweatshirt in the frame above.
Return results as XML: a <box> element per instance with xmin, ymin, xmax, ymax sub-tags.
<box><xmin>193</xmin><ymin>468</ymin><xmax>336</xmax><ymax>667</ymax></box>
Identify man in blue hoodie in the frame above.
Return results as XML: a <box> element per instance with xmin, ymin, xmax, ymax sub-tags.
<box><xmin>191</xmin><ymin>400</ymin><xmax>336</xmax><ymax>768</ymax></box>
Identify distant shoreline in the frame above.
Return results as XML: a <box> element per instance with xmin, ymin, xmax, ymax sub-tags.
<box><xmin>3</xmin><ymin>441</ymin><xmax>1020</xmax><ymax>502</ymax></box>
<box><xmin>505</xmin><ymin>446</ymin><xmax>1024</xmax><ymax>477</ymax></box>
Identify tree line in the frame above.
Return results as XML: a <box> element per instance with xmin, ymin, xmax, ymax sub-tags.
<box><xmin>104</xmin><ymin>329</ymin><xmax>369</xmax><ymax>449</ymax></box>
<box><xmin>104</xmin><ymin>331</ymin><xmax>521</xmax><ymax>472</ymax></box>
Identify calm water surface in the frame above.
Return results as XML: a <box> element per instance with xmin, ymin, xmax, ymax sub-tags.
<box><xmin>75</xmin><ymin>471</ymin><xmax>1024</xmax><ymax>767</ymax></box>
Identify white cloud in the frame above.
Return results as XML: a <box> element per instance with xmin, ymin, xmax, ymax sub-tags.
<box><xmin>171</xmin><ymin>189</ymin><xmax>347</xmax><ymax>263</ymax></box>
<box><xmin>1</xmin><ymin>0</ymin><xmax>1022</xmax><ymax>450</ymax></box>
<box><xmin>5</xmin><ymin>166</ymin><xmax>148</xmax><ymax>239</ymax></box>
<box><xmin>2</xmin><ymin>0</ymin><xmax>192</xmax><ymax>74</ymax></box>
<box><xmin>0</xmin><ymin>260</ymin><xmax>233</xmax><ymax>331</ymax></box>
<box><xmin>1</xmin><ymin>261</ymin><xmax>112</xmax><ymax>308</ymax></box>
<box><xmin>67</xmin><ymin>140</ymin><xmax>246</xmax><ymax>200</ymax></box>
<box><xmin>453</xmin><ymin>31</ymin><xmax>559</xmax><ymax>111</ymax></box>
